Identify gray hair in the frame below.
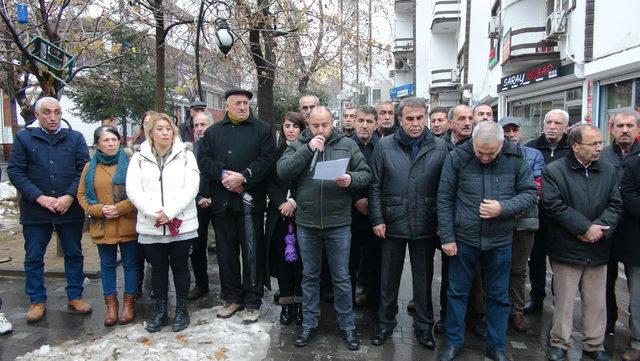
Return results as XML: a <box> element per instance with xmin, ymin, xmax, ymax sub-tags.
<box><xmin>613</xmin><ymin>110</ymin><xmax>640</xmax><ymax>126</ymax></box>
<box><xmin>374</xmin><ymin>100</ymin><xmax>393</xmax><ymax>112</ymax></box>
<box><xmin>35</xmin><ymin>97</ymin><xmax>60</xmax><ymax>113</ymax></box>
<box><xmin>544</xmin><ymin>109</ymin><xmax>569</xmax><ymax>125</ymax></box>
<box><xmin>398</xmin><ymin>97</ymin><xmax>427</xmax><ymax>117</ymax></box>
<box><xmin>192</xmin><ymin>112</ymin><xmax>211</xmax><ymax>123</ymax></box>
<box><xmin>568</xmin><ymin>124</ymin><xmax>599</xmax><ymax>145</ymax></box>
<box><xmin>298</xmin><ymin>94</ymin><xmax>320</xmax><ymax>107</ymax></box>
<box><xmin>357</xmin><ymin>105</ymin><xmax>377</xmax><ymax>120</ymax></box>
<box><xmin>472</xmin><ymin>120</ymin><xmax>504</xmax><ymax>144</ymax></box>
<box><xmin>448</xmin><ymin>104</ymin><xmax>471</xmax><ymax>121</ymax></box>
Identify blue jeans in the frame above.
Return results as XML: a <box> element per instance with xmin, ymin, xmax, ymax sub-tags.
<box><xmin>445</xmin><ymin>241</ymin><xmax>512</xmax><ymax>351</ymax></box>
<box><xmin>297</xmin><ymin>225</ymin><xmax>355</xmax><ymax>331</ymax></box>
<box><xmin>23</xmin><ymin>223</ymin><xmax>85</xmax><ymax>304</ymax></box>
<box><xmin>97</xmin><ymin>242</ymin><xmax>139</xmax><ymax>297</ymax></box>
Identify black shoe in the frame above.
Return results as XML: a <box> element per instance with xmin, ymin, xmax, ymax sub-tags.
<box><xmin>172</xmin><ymin>297</ymin><xmax>190</xmax><ymax>332</ymax></box>
<box><xmin>583</xmin><ymin>350</ymin><xmax>610</xmax><ymax>361</ymax></box>
<box><xmin>371</xmin><ymin>328</ymin><xmax>393</xmax><ymax>346</ymax></box>
<box><xmin>469</xmin><ymin>322</ymin><xmax>487</xmax><ymax>341</ymax></box>
<box><xmin>279</xmin><ymin>304</ymin><xmax>293</xmax><ymax>325</ymax></box>
<box><xmin>434</xmin><ymin>319</ymin><xmax>445</xmax><ymax>334</ymax></box>
<box><xmin>295</xmin><ymin>326</ymin><xmax>317</xmax><ymax>347</ymax></box>
<box><xmin>187</xmin><ymin>286</ymin><xmax>209</xmax><ymax>301</ymax></box>
<box><xmin>523</xmin><ymin>299</ymin><xmax>543</xmax><ymax>314</ymax></box>
<box><xmin>145</xmin><ymin>298</ymin><xmax>168</xmax><ymax>333</ymax></box>
<box><xmin>342</xmin><ymin>329</ymin><xmax>360</xmax><ymax>351</ymax></box>
<box><xmin>485</xmin><ymin>349</ymin><xmax>512</xmax><ymax>361</ymax></box>
<box><xmin>439</xmin><ymin>345</ymin><xmax>462</xmax><ymax>361</ymax></box>
<box><xmin>407</xmin><ymin>299</ymin><xmax>416</xmax><ymax>313</ymax></box>
<box><xmin>546</xmin><ymin>346</ymin><xmax>567</xmax><ymax>361</ymax></box>
<box><xmin>294</xmin><ymin>303</ymin><xmax>303</xmax><ymax>326</ymax></box>
<box><xmin>416</xmin><ymin>327</ymin><xmax>435</xmax><ymax>349</ymax></box>
<box><xmin>273</xmin><ymin>290</ymin><xmax>280</xmax><ymax>303</ymax></box>
<box><xmin>605</xmin><ymin>318</ymin><xmax>616</xmax><ymax>336</ymax></box>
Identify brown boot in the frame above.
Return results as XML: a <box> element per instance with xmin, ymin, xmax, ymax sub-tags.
<box><xmin>118</xmin><ymin>294</ymin><xmax>136</xmax><ymax>325</ymax></box>
<box><xmin>68</xmin><ymin>299</ymin><xmax>92</xmax><ymax>314</ymax></box>
<box><xmin>104</xmin><ymin>295</ymin><xmax>118</xmax><ymax>327</ymax></box>
<box><xmin>510</xmin><ymin>313</ymin><xmax>527</xmax><ymax>332</ymax></box>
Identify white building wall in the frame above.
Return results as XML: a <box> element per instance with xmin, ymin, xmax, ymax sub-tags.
<box><xmin>415</xmin><ymin>0</ymin><xmax>430</xmax><ymax>98</ymax></box>
<box><xmin>467</xmin><ymin>0</ymin><xmax>495</xmax><ymax>104</ymax></box>
<box><xmin>501</xmin><ymin>0</ymin><xmax>545</xmax><ymax>32</ymax></box>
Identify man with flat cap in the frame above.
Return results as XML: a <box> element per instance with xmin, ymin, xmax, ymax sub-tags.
<box><xmin>180</xmin><ymin>100</ymin><xmax>207</xmax><ymax>142</ymax></box>
<box><xmin>198</xmin><ymin>88</ymin><xmax>277</xmax><ymax>323</ymax></box>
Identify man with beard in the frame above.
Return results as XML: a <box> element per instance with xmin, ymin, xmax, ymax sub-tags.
<box><xmin>374</xmin><ymin>101</ymin><xmax>397</xmax><ymax>138</ymax></box>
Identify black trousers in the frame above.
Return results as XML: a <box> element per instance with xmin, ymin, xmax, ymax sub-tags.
<box><xmin>350</xmin><ymin>228</ymin><xmax>382</xmax><ymax>312</ymax></box>
<box><xmin>143</xmin><ymin>239</ymin><xmax>192</xmax><ymax>300</ymax></box>
<box><xmin>439</xmin><ymin>251</ymin><xmax>450</xmax><ymax>320</ymax></box>
<box><xmin>606</xmin><ymin>258</ymin><xmax>624</xmax><ymax>326</ymax></box>
<box><xmin>272</xmin><ymin>217</ymin><xmax>302</xmax><ymax>303</ymax></box>
<box><xmin>213</xmin><ymin>210</ymin><xmax>264</xmax><ymax>309</ymax></box>
<box><xmin>190</xmin><ymin>206</ymin><xmax>214</xmax><ymax>290</ymax></box>
<box><xmin>528</xmin><ymin>229</ymin><xmax>548</xmax><ymax>302</ymax></box>
<box><xmin>378</xmin><ymin>237</ymin><xmax>436</xmax><ymax>332</ymax></box>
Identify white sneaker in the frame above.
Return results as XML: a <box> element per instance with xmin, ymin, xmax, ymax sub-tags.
<box><xmin>0</xmin><ymin>313</ymin><xmax>12</xmax><ymax>335</ymax></box>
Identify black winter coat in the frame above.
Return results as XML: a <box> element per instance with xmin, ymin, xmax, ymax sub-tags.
<box><xmin>524</xmin><ymin>133</ymin><xmax>571</xmax><ymax>166</ymax></box>
<box><xmin>197</xmin><ymin>114</ymin><xmax>277</xmax><ymax>214</ymax></box>
<box><xmin>437</xmin><ymin>140</ymin><xmax>537</xmax><ymax>250</ymax></box>
<box><xmin>542</xmin><ymin>153</ymin><xmax>623</xmax><ymax>266</ymax></box>
<box><xmin>369</xmin><ymin>129</ymin><xmax>449</xmax><ymax>240</ymax></box>
<box><xmin>617</xmin><ymin>152</ymin><xmax>640</xmax><ymax>266</ymax></box>
<box><xmin>351</xmin><ymin>133</ymin><xmax>378</xmax><ymax>232</ymax></box>
<box><xmin>8</xmin><ymin>126</ymin><xmax>90</xmax><ymax>224</ymax></box>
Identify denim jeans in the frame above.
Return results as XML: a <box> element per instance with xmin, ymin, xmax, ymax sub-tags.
<box><xmin>297</xmin><ymin>225</ymin><xmax>355</xmax><ymax>331</ymax></box>
<box><xmin>23</xmin><ymin>222</ymin><xmax>85</xmax><ymax>304</ymax></box>
<box><xmin>97</xmin><ymin>242</ymin><xmax>139</xmax><ymax>297</ymax></box>
<box><xmin>445</xmin><ymin>241</ymin><xmax>512</xmax><ymax>351</ymax></box>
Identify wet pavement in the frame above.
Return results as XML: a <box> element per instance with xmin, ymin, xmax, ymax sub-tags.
<box><xmin>0</xmin><ymin>247</ymin><xmax>633</xmax><ymax>360</ymax></box>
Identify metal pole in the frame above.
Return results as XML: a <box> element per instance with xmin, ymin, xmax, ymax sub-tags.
<box><xmin>195</xmin><ymin>0</ymin><xmax>206</xmax><ymax>101</ymax></box>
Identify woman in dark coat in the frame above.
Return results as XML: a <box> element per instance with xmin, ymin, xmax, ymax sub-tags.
<box><xmin>266</xmin><ymin>112</ymin><xmax>306</xmax><ymax>325</ymax></box>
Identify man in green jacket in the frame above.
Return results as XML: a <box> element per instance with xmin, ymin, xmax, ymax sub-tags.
<box><xmin>277</xmin><ymin>106</ymin><xmax>372</xmax><ymax>351</ymax></box>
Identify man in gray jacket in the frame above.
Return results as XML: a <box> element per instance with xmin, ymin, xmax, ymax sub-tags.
<box><xmin>277</xmin><ymin>106</ymin><xmax>372</xmax><ymax>351</ymax></box>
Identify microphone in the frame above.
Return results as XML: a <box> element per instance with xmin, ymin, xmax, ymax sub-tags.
<box><xmin>309</xmin><ymin>149</ymin><xmax>321</xmax><ymax>173</ymax></box>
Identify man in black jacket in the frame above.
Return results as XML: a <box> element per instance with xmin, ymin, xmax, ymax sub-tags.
<box><xmin>197</xmin><ymin>88</ymin><xmax>276</xmax><ymax>324</ymax></box>
<box><xmin>523</xmin><ymin>109</ymin><xmax>571</xmax><ymax>314</ymax></box>
<box><xmin>349</xmin><ymin>106</ymin><xmax>380</xmax><ymax>311</ymax></box>
<box><xmin>600</xmin><ymin>110</ymin><xmax>640</xmax><ymax>336</ymax></box>
<box><xmin>179</xmin><ymin>100</ymin><xmax>207</xmax><ymax>142</ymax></box>
<box><xmin>374</xmin><ymin>100</ymin><xmax>397</xmax><ymax>138</ymax></box>
<box><xmin>620</xmin><ymin>132</ymin><xmax>640</xmax><ymax>361</ymax></box>
<box><xmin>437</xmin><ymin>121</ymin><xmax>536</xmax><ymax>361</ymax></box>
<box><xmin>543</xmin><ymin>124</ymin><xmax>622</xmax><ymax>361</ymax></box>
<box><xmin>369</xmin><ymin>97</ymin><xmax>449</xmax><ymax>348</ymax></box>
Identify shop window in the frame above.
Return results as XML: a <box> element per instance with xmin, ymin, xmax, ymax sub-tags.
<box><xmin>636</xmin><ymin>79</ymin><xmax>640</xmax><ymax>112</ymax></box>
<box><xmin>606</xmin><ymin>80</ymin><xmax>633</xmax><ymax>110</ymax></box>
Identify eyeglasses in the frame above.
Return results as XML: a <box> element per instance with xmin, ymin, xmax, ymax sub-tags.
<box><xmin>578</xmin><ymin>141</ymin><xmax>604</xmax><ymax>147</ymax></box>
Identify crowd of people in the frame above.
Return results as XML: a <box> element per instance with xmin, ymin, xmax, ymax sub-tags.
<box><xmin>2</xmin><ymin>90</ymin><xmax>640</xmax><ymax>361</ymax></box>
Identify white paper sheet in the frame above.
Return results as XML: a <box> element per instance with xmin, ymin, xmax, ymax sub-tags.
<box><xmin>312</xmin><ymin>157</ymin><xmax>349</xmax><ymax>180</ymax></box>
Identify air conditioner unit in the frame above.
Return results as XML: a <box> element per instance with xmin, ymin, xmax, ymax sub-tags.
<box><xmin>451</xmin><ymin>68</ymin><xmax>461</xmax><ymax>83</ymax></box>
<box><xmin>545</xmin><ymin>11</ymin><xmax>567</xmax><ymax>39</ymax></box>
<box><xmin>395</xmin><ymin>58</ymin><xmax>407</xmax><ymax>71</ymax></box>
<box><xmin>488</xmin><ymin>16</ymin><xmax>501</xmax><ymax>39</ymax></box>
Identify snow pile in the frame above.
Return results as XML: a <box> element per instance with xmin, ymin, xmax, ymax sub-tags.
<box><xmin>17</xmin><ymin>307</ymin><xmax>272</xmax><ymax>361</ymax></box>
<box><xmin>0</xmin><ymin>181</ymin><xmax>16</xmax><ymax>201</ymax></box>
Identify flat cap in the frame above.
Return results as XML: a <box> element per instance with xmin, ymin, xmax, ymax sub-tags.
<box><xmin>190</xmin><ymin>100</ymin><xmax>207</xmax><ymax>110</ymax></box>
<box><xmin>499</xmin><ymin>116</ymin><xmax>522</xmax><ymax>128</ymax></box>
<box><xmin>224</xmin><ymin>88</ymin><xmax>253</xmax><ymax>100</ymax></box>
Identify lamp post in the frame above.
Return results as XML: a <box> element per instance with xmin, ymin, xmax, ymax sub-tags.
<box><xmin>195</xmin><ymin>1</ymin><xmax>234</xmax><ymax>102</ymax></box>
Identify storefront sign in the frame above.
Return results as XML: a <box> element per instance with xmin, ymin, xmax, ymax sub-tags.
<box><xmin>500</xmin><ymin>30</ymin><xmax>511</xmax><ymax>65</ymax></box>
<box><xmin>498</xmin><ymin>61</ymin><xmax>561</xmax><ymax>92</ymax></box>
<box><xmin>390</xmin><ymin>83</ymin><xmax>414</xmax><ymax>99</ymax></box>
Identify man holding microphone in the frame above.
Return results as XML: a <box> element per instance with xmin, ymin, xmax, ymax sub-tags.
<box><xmin>278</xmin><ymin>106</ymin><xmax>372</xmax><ymax>351</ymax></box>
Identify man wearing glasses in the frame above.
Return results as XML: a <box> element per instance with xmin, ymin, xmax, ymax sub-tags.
<box><xmin>542</xmin><ymin>124</ymin><xmax>622</xmax><ymax>361</ymax></box>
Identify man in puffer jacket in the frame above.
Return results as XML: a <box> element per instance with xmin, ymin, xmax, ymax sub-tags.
<box><xmin>499</xmin><ymin>117</ymin><xmax>544</xmax><ymax>333</ymax></box>
<box><xmin>437</xmin><ymin>121</ymin><xmax>536</xmax><ymax>361</ymax></box>
<box><xmin>277</xmin><ymin>106</ymin><xmax>371</xmax><ymax>351</ymax></box>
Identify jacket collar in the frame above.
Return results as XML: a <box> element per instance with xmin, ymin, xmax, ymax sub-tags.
<box><xmin>611</xmin><ymin>140</ymin><xmax>640</xmax><ymax>158</ymax></box>
<box><xmin>139</xmin><ymin>139</ymin><xmax>187</xmax><ymax>164</ymax></box>
<box><xmin>457</xmin><ymin>138</ymin><xmax>522</xmax><ymax>160</ymax></box>
<box><xmin>536</xmin><ymin>133</ymin><xmax>570</xmax><ymax>150</ymax></box>
<box><xmin>567</xmin><ymin>152</ymin><xmax>601</xmax><ymax>172</ymax></box>
<box><xmin>220</xmin><ymin>112</ymin><xmax>257</xmax><ymax>126</ymax></box>
<box><xmin>26</xmin><ymin>126</ymin><xmax>69</xmax><ymax>144</ymax></box>
<box><xmin>350</xmin><ymin>132</ymin><xmax>378</xmax><ymax>147</ymax></box>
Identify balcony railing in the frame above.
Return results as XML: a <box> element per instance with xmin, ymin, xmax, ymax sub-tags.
<box><xmin>501</xmin><ymin>22</ymin><xmax>559</xmax><ymax>70</ymax></box>
<box><xmin>431</xmin><ymin>0</ymin><xmax>461</xmax><ymax>33</ymax></box>
<box><xmin>431</xmin><ymin>68</ymin><xmax>456</xmax><ymax>90</ymax></box>
<box><xmin>394</xmin><ymin>38</ymin><xmax>414</xmax><ymax>54</ymax></box>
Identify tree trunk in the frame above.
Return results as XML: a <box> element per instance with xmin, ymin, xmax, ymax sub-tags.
<box><xmin>154</xmin><ymin>0</ymin><xmax>165</xmax><ymax>112</ymax></box>
<box><xmin>248</xmin><ymin>0</ymin><xmax>277</xmax><ymax>127</ymax></box>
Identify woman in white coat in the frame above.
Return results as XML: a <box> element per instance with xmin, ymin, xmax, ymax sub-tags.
<box><xmin>126</xmin><ymin>112</ymin><xmax>200</xmax><ymax>333</ymax></box>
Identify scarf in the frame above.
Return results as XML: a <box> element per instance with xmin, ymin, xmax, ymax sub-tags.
<box><xmin>84</xmin><ymin>148</ymin><xmax>129</xmax><ymax>205</ymax></box>
<box><xmin>398</xmin><ymin>128</ymin><xmax>425</xmax><ymax>161</ymax></box>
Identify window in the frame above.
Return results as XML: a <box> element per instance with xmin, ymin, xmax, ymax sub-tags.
<box><xmin>372</xmin><ymin>89</ymin><xmax>381</xmax><ymax>104</ymax></box>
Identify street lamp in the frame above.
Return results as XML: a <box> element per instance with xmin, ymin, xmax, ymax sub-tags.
<box><xmin>195</xmin><ymin>0</ymin><xmax>234</xmax><ymax>102</ymax></box>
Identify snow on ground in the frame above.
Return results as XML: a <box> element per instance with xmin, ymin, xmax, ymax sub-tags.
<box><xmin>17</xmin><ymin>307</ymin><xmax>272</xmax><ymax>361</ymax></box>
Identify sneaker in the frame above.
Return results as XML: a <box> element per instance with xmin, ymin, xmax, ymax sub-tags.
<box><xmin>26</xmin><ymin>303</ymin><xmax>46</xmax><ymax>323</ymax></box>
<box><xmin>216</xmin><ymin>303</ymin><xmax>244</xmax><ymax>318</ymax></box>
<box><xmin>68</xmin><ymin>299</ymin><xmax>92</xmax><ymax>314</ymax></box>
<box><xmin>242</xmin><ymin>308</ymin><xmax>260</xmax><ymax>324</ymax></box>
<box><xmin>0</xmin><ymin>313</ymin><xmax>12</xmax><ymax>335</ymax></box>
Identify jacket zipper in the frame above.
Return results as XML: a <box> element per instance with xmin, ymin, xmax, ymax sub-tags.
<box><xmin>142</xmin><ymin>151</ymin><xmax>181</xmax><ymax>236</ymax></box>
